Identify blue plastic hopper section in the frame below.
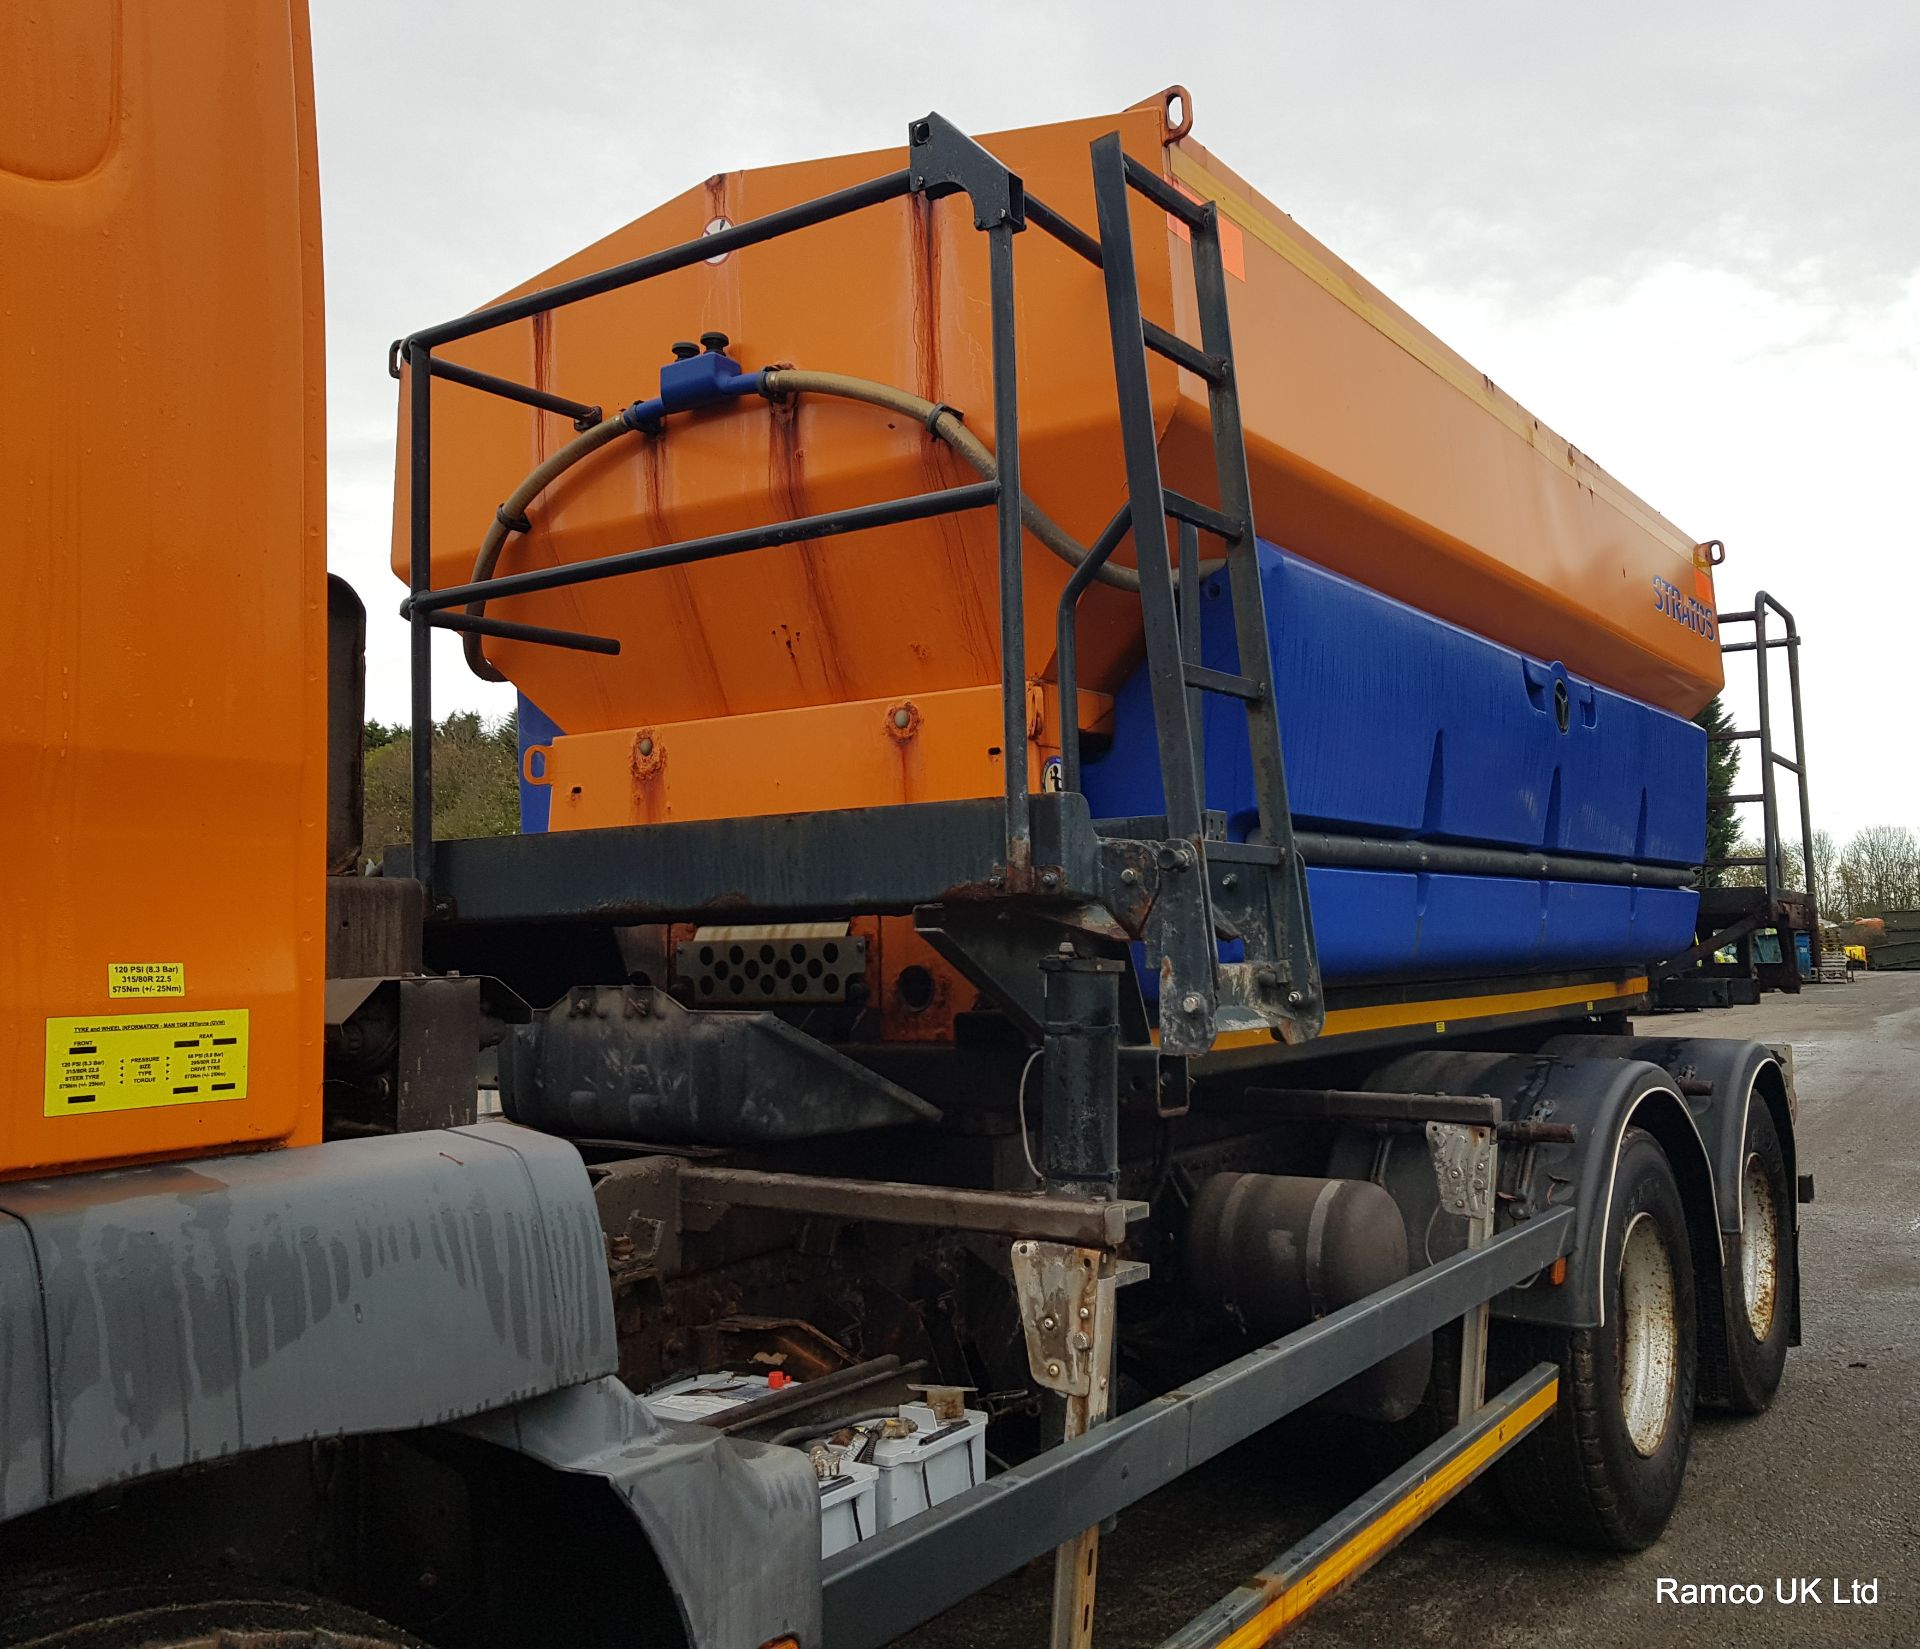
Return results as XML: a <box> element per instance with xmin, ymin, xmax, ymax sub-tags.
<box><xmin>515</xmin><ymin>693</ymin><xmax>563</xmax><ymax>834</ymax></box>
<box><xmin>1081</xmin><ymin>544</ymin><xmax>1706</xmax><ymax>985</ymax></box>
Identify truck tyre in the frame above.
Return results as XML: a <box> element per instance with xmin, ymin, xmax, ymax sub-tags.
<box><xmin>1720</xmin><ymin>1099</ymin><xmax>1794</xmax><ymax>1412</ymax></box>
<box><xmin>0</xmin><ymin>1573</ymin><xmax>429</xmax><ymax>1649</ymax></box>
<box><xmin>1491</xmin><ymin>1126</ymin><xmax>1697</xmax><ymax>1551</ymax></box>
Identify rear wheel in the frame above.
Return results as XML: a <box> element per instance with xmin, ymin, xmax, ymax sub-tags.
<box><xmin>1492</xmin><ymin>1125</ymin><xmax>1697</xmax><ymax>1550</ymax></box>
<box><xmin>1720</xmin><ymin>1099</ymin><xmax>1794</xmax><ymax>1412</ymax></box>
<box><xmin>0</xmin><ymin>1574</ymin><xmax>429</xmax><ymax>1649</ymax></box>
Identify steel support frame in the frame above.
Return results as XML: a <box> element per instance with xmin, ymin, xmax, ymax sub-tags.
<box><xmin>593</xmin><ymin>1157</ymin><xmax>1150</xmax><ymax>1247</ymax></box>
<box><xmin>1009</xmin><ymin>1241</ymin><xmax>1129</xmax><ymax>1649</ymax></box>
<box><xmin>385</xmin><ymin>792</ymin><xmax>1103</xmax><ymax>925</ymax></box>
<box><xmin>1436</xmin><ymin>1122</ymin><xmax>1497</xmax><ymax>1421</ymax></box>
<box><xmin>821</xmin><ymin>1206</ymin><xmax>1573</xmax><ymax>1648</ymax></box>
<box><xmin>1038</xmin><ymin>954</ymin><xmax>1125</xmax><ymax>1196</ymax></box>
<box><xmin>1030</xmin><ymin>945</ymin><xmax>1127</xmax><ymax>1648</ymax></box>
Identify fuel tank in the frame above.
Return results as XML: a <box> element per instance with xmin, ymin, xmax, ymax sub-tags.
<box><xmin>395</xmin><ymin>91</ymin><xmax>1721</xmax><ymax>756</ymax></box>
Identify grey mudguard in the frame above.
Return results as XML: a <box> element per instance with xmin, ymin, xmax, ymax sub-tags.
<box><xmin>1</xmin><ymin>1213</ymin><xmax>50</xmax><ymax>1519</ymax></box>
<box><xmin>1542</xmin><ymin>1033</ymin><xmax>1794</xmax><ymax>1233</ymax></box>
<box><xmin>1358</xmin><ymin>1049</ymin><xmax>1703</xmax><ymax>1331</ymax></box>
<box><xmin>1544</xmin><ymin>1032</ymin><xmax>1801</xmax><ymax>1347</ymax></box>
<box><xmin>0</xmin><ymin>1122</ymin><xmax>614</xmax><ymax>1517</ymax></box>
<box><xmin>459</xmin><ymin>1377</ymin><xmax>822</xmax><ymax>1649</ymax></box>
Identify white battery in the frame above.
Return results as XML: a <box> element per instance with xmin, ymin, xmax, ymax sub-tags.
<box><xmin>640</xmin><ymin>1371</ymin><xmax>778</xmax><ymax>1424</ymax></box>
<box><xmin>818</xmin><ymin>1457</ymin><xmax>880</xmax><ymax>1557</ymax></box>
<box><xmin>866</xmin><ymin>1401</ymin><xmax>988</xmax><ymax>1529</ymax></box>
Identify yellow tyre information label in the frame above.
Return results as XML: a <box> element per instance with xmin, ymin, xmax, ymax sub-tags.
<box><xmin>107</xmin><ymin>962</ymin><xmax>185</xmax><ymax>998</ymax></box>
<box><xmin>44</xmin><ymin>1011</ymin><xmax>249</xmax><ymax>1117</ymax></box>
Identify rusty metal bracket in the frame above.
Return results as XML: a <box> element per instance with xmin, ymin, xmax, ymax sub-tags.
<box><xmin>1012</xmin><ymin>1241</ymin><xmax>1104</xmax><ymax>1396</ymax></box>
<box><xmin>591</xmin><ymin>1153</ymin><xmax>683</xmax><ymax>1275</ymax></box>
<box><xmin>1011</xmin><ymin>1241</ymin><xmax>1148</xmax><ymax>1649</ymax></box>
<box><xmin>1427</xmin><ymin>1121</ymin><xmax>1499</xmax><ymax>1421</ymax></box>
<box><xmin>1425</xmin><ymin>1120</ymin><xmax>1496</xmax><ymax>1222</ymax></box>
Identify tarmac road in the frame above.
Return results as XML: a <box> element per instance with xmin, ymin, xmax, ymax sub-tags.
<box><xmin>900</xmin><ymin>971</ymin><xmax>1919</xmax><ymax>1648</ymax></box>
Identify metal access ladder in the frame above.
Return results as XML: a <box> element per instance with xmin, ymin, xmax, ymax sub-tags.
<box><xmin>1080</xmin><ymin>134</ymin><xmax>1321</xmax><ymax>1055</ymax></box>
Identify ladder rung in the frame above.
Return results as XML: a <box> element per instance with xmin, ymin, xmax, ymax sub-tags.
<box><xmin>1142</xmin><ymin>320</ymin><xmax>1228</xmax><ymax>384</ymax></box>
<box><xmin>1184</xmin><ymin>663</ymin><xmax>1263</xmax><ymax>701</ymax></box>
<box><xmin>1207</xmin><ymin>839</ymin><xmax>1286</xmax><ymax>866</ymax></box>
<box><xmin>1162</xmin><ymin>490</ymin><xmax>1246</xmax><ymax>542</ymax></box>
<box><xmin>1123</xmin><ymin>153</ymin><xmax>1208</xmax><ymax>227</ymax></box>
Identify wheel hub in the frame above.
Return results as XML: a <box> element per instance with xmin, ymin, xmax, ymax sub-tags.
<box><xmin>1741</xmin><ymin>1149</ymin><xmax>1781</xmax><ymax>1341</ymax></box>
<box><xmin>1618</xmin><ymin>1209</ymin><xmax>1680</xmax><ymax>1457</ymax></box>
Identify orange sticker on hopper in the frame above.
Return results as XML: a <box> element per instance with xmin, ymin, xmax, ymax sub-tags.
<box><xmin>1167</xmin><ymin>181</ymin><xmax>1246</xmax><ymax>279</ymax></box>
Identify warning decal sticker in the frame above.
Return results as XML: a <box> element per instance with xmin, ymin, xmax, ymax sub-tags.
<box><xmin>107</xmin><ymin>962</ymin><xmax>186</xmax><ymax>998</ymax></box>
<box><xmin>44</xmin><ymin>1011</ymin><xmax>249</xmax><ymax>1117</ymax></box>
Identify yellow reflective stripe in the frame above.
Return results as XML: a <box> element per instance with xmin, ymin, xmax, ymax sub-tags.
<box><xmin>1216</xmin><ymin>1376</ymin><xmax>1560</xmax><ymax>1649</ymax></box>
<box><xmin>1163</xmin><ymin>976</ymin><xmax>1648</xmax><ymax>1051</ymax></box>
<box><xmin>1164</xmin><ymin>147</ymin><xmax>1693</xmax><ymax>561</ymax></box>
<box><xmin>1321</xmin><ymin>975</ymin><xmax>1648</xmax><ymax>1038</ymax></box>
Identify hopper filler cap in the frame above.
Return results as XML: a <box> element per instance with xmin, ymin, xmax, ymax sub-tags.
<box><xmin>621</xmin><ymin>333</ymin><xmax>767</xmax><ymax>430</ymax></box>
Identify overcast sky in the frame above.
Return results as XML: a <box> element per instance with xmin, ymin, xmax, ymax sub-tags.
<box><xmin>310</xmin><ymin>0</ymin><xmax>1919</xmax><ymax>841</ymax></box>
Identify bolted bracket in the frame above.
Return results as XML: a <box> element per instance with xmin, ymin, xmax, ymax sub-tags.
<box><xmin>1011</xmin><ymin>1240</ymin><xmax>1104</xmax><ymax>1397</ymax></box>
<box><xmin>908</xmin><ymin>112</ymin><xmax>1026</xmax><ymax>231</ymax></box>
<box><xmin>1426</xmin><ymin>1120</ymin><xmax>1497</xmax><ymax>1222</ymax></box>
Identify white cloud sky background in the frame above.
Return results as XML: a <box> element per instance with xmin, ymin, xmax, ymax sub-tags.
<box><xmin>310</xmin><ymin>0</ymin><xmax>1920</xmax><ymax>841</ymax></box>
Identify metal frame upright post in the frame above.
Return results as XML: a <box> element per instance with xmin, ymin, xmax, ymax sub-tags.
<box><xmin>406</xmin><ymin>341</ymin><xmax>435</xmax><ymax>898</ymax></box>
<box><xmin>987</xmin><ymin>220</ymin><xmax>1031</xmax><ymax>880</ymax></box>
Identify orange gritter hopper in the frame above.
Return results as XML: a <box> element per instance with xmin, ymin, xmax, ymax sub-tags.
<box><xmin>396</xmin><ymin>92</ymin><xmax>1721</xmax><ymax>826</ymax></box>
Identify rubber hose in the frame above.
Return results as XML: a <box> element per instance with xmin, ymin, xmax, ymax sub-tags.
<box><xmin>765</xmin><ymin>1406</ymin><xmax>901</xmax><ymax>1448</ymax></box>
<box><xmin>460</xmin><ymin>415</ymin><xmax>637</xmax><ymax>682</ymax></box>
<box><xmin>458</xmin><ymin>368</ymin><xmax>1224</xmax><ymax>683</ymax></box>
<box><xmin>762</xmin><ymin>368</ymin><xmax>1228</xmax><ymax>593</ymax></box>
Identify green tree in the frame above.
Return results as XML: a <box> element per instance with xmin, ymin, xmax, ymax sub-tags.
<box><xmin>1721</xmin><ymin>834</ymin><xmax>1768</xmax><ymax>890</ymax></box>
<box><xmin>360</xmin><ymin>712</ymin><xmax>521</xmax><ymax>863</ymax></box>
<box><xmin>1695</xmin><ymin>695</ymin><xmax>1740</xmax><ymax>884</ymax></box>
<box><xmin>1784</xmin><ymin>828</ymin><xmax>1840</xmax><ymax>918</ymax></box>
<box><xmin>1836</xmin><ymin>825</ymin><xmax>1920</xmax><ymax>917</ymax></box>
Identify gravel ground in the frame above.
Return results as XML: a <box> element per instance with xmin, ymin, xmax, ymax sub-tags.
<box><xmin>899</xmin><ymin>971</ymin><xmax>1920</xmax><ymax>1648</ymax></box>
